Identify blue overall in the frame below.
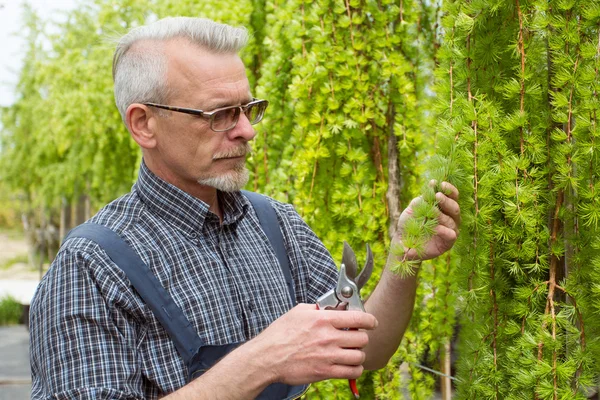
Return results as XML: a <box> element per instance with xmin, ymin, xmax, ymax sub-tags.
<box><xmin>64</xmin><ymin>191</ymin><xmax>308</xmax><ymax>399</ymax></box>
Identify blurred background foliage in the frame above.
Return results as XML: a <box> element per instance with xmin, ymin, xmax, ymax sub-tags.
<box><xmin>0</xmin><ymin>0</ymin><xmax>599</xmax><ymax>398</ymax></box>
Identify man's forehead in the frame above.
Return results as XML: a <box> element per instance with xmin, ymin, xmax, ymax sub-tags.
<box><xmin>164</xmin><ymin>38</ymin><xmax>242</xmax><ymax>69</ymax></box>
<box><xmin>164</xmin><ymin>40</ymin><xmax>245</xmax><ymax>79</ymax></box>
<box><xmin>161</xmin><ymin>39</ymin><xmax>250</xmax><ymax>105</ymax></box>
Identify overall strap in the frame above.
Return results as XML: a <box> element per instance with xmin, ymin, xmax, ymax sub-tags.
<box><xmin>64</xmin><ymin>223</ymin><xmax>203</xmax><ymax>365</ymax></box>
<box><xmin>242</xmin><ymin>190</ymin><xmax>297</xmax><ymax>306</ymax></box>
<box><xmin>64</xmin><ymin>193</ymin><xmax>297</xmax><ymax>383</ymax></box>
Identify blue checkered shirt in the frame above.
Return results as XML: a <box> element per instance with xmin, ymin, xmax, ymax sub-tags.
<box><xmin>29</xmin><ymin>162</ymin><xmax>339</xmax><ymax>399</ymax></box>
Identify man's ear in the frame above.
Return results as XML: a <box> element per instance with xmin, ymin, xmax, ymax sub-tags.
<box><xmin>126</xmin><ymin>104</ymin><xmax>158</xmax><ymax>149</ymax></box>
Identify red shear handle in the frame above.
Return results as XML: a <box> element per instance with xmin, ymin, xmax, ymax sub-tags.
<box><xmin>349</xmin><ymin>378</ymin><xmax>359</xmax><ymax>398</ymax></box>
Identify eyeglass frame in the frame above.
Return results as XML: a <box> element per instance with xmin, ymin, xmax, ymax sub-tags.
<box><xmin>143</xmin><ymin>98</ymin><xmax>269</xmax><ymax>132</ymax></box>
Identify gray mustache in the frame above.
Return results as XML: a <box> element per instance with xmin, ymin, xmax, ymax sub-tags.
<box><xmin>213</xmin><ymin>143</ymin><xmax>252</xmax><ymax>160</ymax></box>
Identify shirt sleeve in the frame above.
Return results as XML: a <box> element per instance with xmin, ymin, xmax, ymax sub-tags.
<box><xmin>279</xmin><ymin>203</ymin><xmax>339</xmax><ymax>304</ymax></box>
<box><xmin>29</xmin><ymin>247</ymin><xmax>146</xmax><ymax>400</ymax></box>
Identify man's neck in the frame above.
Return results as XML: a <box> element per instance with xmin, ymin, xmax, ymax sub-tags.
<box><xmin>204</xmin><ymin>191</ymin><xmax>222</xmax><ymax>221</ymax></box>
<box><xmin>143</xmin><ymin>159</ymin><xmax>223</xmax><ymax>221</ymax></box>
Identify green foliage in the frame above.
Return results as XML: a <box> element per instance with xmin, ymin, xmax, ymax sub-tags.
<box><xmin>434</xmin><ymin>0</ymin><xmax>600</xmax><ymax>398</ymax></box>
<box><xmin>0</xmin><ymin>0</ymin><xmax>446</xmax><ymax>397</ymax></box>
<box><xmin>250</xmin><ymin>0</ymin><xmax>443</xmax><ymax>396</ymax></box>
<box><xmin>0</xmin><ymin>183</ymin><xmax>23</xmax><ymax>229</ymax></box>
<box><xmin>0</xmin><ymin>1</ymin><xmax>142</xmax><ymax>211</ymax></box>
<box><xmin>0</xmin><ymin>0</ymin><xmax>260</xmax><ymax>212</ymax></box>
<box><xmin>0</xmin><ymin>296</ymin><xmax>23</xmax><ymax>326</ymax></box>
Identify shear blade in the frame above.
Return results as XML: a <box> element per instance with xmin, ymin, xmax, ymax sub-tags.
<box><xmin>342</xmin><ymin>241</ymin><xmax>358</xmax><ymax>281</ymax></box>
<box><xmin>341</xmin><ymin>242</ymin><xmax>374</xmax><ymax>291</ymax></box>
<box><xmin>355</xmin><ymin>244</ymin><xmax>373</xmax><ymax>291</ymax></box>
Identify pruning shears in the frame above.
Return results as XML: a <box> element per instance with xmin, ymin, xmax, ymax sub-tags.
<box><xmin>316</xmin><ymin>241</ymin><xmax>374</xmax><ymax>399</ymax></box>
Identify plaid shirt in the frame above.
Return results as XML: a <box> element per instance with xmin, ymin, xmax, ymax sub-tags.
<box><xmin>30</xmin><ymin>162</ymin><xmax>338</xmax><ymax>400</ymax></box>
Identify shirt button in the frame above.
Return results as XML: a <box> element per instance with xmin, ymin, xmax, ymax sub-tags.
<box><xmin>189</xmin><ymin>232</ymin><xmax>198</xmax><ymax>239</ymax></box>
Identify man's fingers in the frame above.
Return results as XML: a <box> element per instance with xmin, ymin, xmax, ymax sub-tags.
<box><xmin>435</xmin><ymin>224</ymin><xmax>458</xmax><ymax>243</ymax></box>
<box><xmin>435</xmin><ymin>192</ymin><xmax>461</xmax><ymax>226</ymax></box>
<box><xmin>326</xmin><ymin>310</ymin><xmax>378</xmax><ymax>330</ymax></box>
<box><xmin>297</xmin><ymin>303</ymin><xmax>319</xmax><ymax>311</ymax></box>
<box><xmin>437</xmin><ymin>210</ymin><xmax>459</xmax><ymax>234</ymax></box>
<box><xmin>339</xmin><ymin>330</ymin><xmax>370</xmax><ymax>349</ymax></box>
<box><xmin>333</xmin><ymin>349</ymin><xmax>366</xmax><ymax>366</ymax></box>
<box><xmin>327</xmin><ymin>364</ymin><xmax>365</xmax><ymax>380</ymax></box>
<box><xmin>440</xmin><ymin>181</ymin><xmax>459</xmax><ymax>201</ymax></box>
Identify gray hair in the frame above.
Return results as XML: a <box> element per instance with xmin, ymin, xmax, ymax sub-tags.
<box><xmin>112</xmin><ymin>17</ymin><xmax>249</xmax><ymax>124</ymax></box>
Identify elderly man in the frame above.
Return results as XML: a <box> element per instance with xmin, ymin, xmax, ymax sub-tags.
<box><xmin>29</xmin><ymin>17</ymin><xmax>460</xmax><ymax>399</ymax></box>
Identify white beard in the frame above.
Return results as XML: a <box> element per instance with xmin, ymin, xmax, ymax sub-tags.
<box><xmin>196</xmin><ymin>143</ymin><xmax>252</xmax><ymax>192</ymax></box>
<box><xmin>197</xmin><ymin>165</ymin><xmax>249</xmax><ymax>192</ymax></box>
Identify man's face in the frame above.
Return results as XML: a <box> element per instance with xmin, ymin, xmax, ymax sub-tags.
<box><xmin>148</xmin><ymin>39</ymin><xmax>256</xmax><ymax>194</ymax></box>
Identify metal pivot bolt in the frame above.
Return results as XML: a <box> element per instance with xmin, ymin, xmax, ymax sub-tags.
<box><xmin>341</xmin><ymin>286</ymin><xmax>354</xmax><ymax>298</ymax></box>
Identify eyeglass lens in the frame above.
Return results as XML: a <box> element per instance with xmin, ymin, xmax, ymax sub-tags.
<box><xmin>212</xmin><ymin>108</ymin><xmax>240</xmax><ymax>131</ymax></box>
<box><xmin>244</xmin><ymin>102</ymin><xmax>266</xmax><ymax>124</ymax></box>
<box><xmin>211</xmin><ymin>101</ymin><xmax>267</xmax><ymax>132</ymax></box>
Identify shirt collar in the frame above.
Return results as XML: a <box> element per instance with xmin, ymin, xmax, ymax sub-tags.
<box><xmin>134</xmin><ymin>161</ymin><xmax>249</xmax><ymax>234</ymax></box>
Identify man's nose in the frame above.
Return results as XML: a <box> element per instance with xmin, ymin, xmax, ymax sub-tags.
<box><xmin>226</xmin><ymin>112</ymin><xmax>257</xmax><ymax>141</ymax></box>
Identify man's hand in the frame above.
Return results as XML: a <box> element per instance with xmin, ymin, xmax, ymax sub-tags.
<box><xmin>165</xmin><ymin>304</ymin><xmax>377</xmax><ymax>400</ymax></box>
<box><xmin>247</xmin><ymin>303</ymin><xmax>378</xmax><ymax>386</ymax></box>
<box><xmin>394</xmin><ymin>181</ymin><xmax>461</xmax><ymax>261</ymax></box>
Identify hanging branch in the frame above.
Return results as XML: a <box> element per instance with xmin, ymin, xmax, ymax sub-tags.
<box><xmin>536</xmin><ymin>189</ymin><xmax>563</xmax><ymax>400</ymax></box>
<box><xmin>386</xmin><ymin>101</ymin><xmax>402</xmax><ymax>238</ymax></box>
<box><xmin>389</xmin><ymin>26</ymin><xmax>464</xmax><ymax>276</ymax></box>
<box><xmin>536</xmin><ymin>5</ymin><xmax>582</xmax><ymax>394</ymax></box>
<box><xmin>516</xmin><ymin>0</ymin><xmax>526</xmax><ymax>155</ymax></box>
<box><xmin>489</xmin><ymin>221</ymin><xmax>499</xmax><ymax>399</ymax></box>
<box><xmin>308</xmin><ymin>117</ymin><xmax>325</xmax><ymax>202</ymax></box>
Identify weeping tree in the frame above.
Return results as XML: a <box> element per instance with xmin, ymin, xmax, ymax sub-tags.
<box><xmin>1</xmin><ymin>2</ymin><xmax>144</xmax><ymax>217</ymax></box>
<box><xmin>0</xmin><ymin>0</ymin><xmax>260</xmax><ymax>238</ymax></box>
<box><xmin>0</xmin><ymin>0</ymin><xmax>459</xmax><ymax>397</ymax></box>
<box><xmin>0</xmin><ymin>4</ymin><xmax>45</xmax><ymax>206</ymax></box>
<box><xmin>433</xmin><ymin>0</ymin><xmax>600</xmax><ymax>398</ymax></box>
<box><xmin>250</xmin><ymin>0</ymin><xmax>450</xmax><ymax>397</ymax></box>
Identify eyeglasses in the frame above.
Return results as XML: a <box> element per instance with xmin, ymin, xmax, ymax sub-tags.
<box><xmin>144</xmin><ymin>98</ymin><xmax>269</xmax><ymax>132</ymax></box>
